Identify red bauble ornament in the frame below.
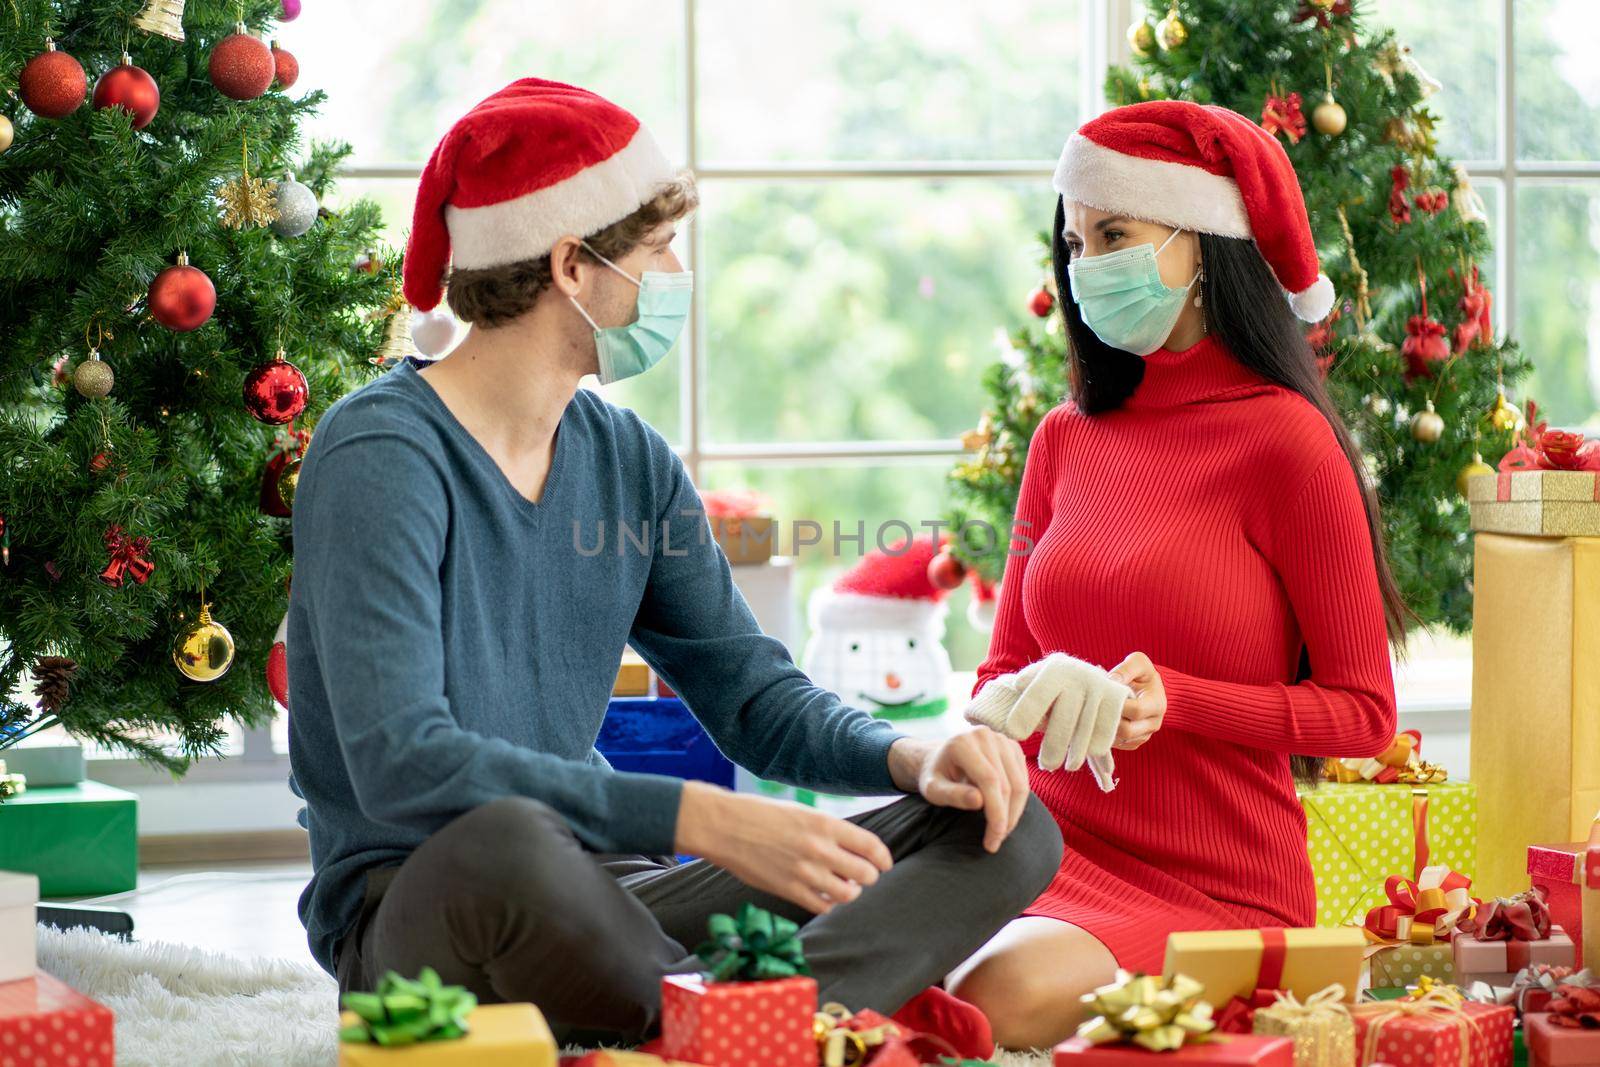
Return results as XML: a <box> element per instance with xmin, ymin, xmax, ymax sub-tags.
<box><xmin>1027</xmin><ymin>287</ymin><xmax>1055</xmax><ymax>318</ymax></box>
<box><xmin>209</xmin><ymin>26</ymin><xmax>276</xmax><ymax>101</ymax></box>
<box><xmin>267</xmin><ymin>613</ymin><xmax>290</xmax><ymax>710</ymax></box>
<box><xmin>927</xmin><ymin>549</ymin><xmax>968</xmax><ymax>591</ymax></box>
<box><xmin>271</xmin><ymin>42</ymin><xmax>299</xmax><ymax>90</ymax></box>
<box><xmin>243</xmin><ymin>354</ymin><xmax>309</xmax><ymax>424</ymax></box>
<box><xmin>20</xmin><ymin>40</ymin><xmax>87</xmax><ymax>119</ymax></box>
<box><xmin>149</xmin><ymin>253</ymin><xmax>216</xmax><ymax>332</ymax></box>
<box><xmin>1402</xmin><ymin>314</ymin><xmax>1450</xmax><ymax>378</ymax></box>
<box><xmin>93</xmin><ymin>53</ymin><xmax>161</xmax><ymax>130</ymax></box>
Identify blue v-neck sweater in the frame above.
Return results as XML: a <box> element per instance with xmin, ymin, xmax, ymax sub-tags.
<box><xmin>287</xmin><ymin>357</ymin><xmax>903</xmax><ymax>974</ymax></box>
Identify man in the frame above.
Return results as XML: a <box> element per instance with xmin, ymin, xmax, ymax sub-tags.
<box><xmin>286</xmin><ymin>78</ymin><xmax>1059</xmax><ymax>1045</ymax></box>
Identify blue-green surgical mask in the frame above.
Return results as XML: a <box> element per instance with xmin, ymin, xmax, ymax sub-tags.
<box><xmin>1066</xmin><ymin>227</ymin><xmax>1199</xmax><ymax>357</ymax></box>
<box><xmin>571</xmin><ymin>242</ymin><xmax>693</xmax><ymax>385</ymax></box>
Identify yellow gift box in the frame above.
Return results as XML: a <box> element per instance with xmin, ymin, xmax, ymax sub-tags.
<box><xmin>1467</xmin><ymin>469</ymin><xmax>1600</xmax><ymax>537</ymax></box>
<box><xmin>1163</xmin><ymin>928</ymin><xmax>1364</xmax><ymax>1012</ymax></box>
<box><xmin>337</xmin><ymin>1003</ymin><xmax>556</xmax><ymax>1066</ymax></box>
<box><xmin>1298</xmin><ymin>781</ymin><xmax>1476</xmax><ymax>928</ymax></box>
<box><xmin>1470</xmin><ymin>533</ymin><xmax>1600</xmax><ymax>899</ymax></box>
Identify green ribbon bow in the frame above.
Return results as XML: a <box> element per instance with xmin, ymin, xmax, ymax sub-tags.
<box><xmin>338</xmin><ymin>967</ymin><xmax>478</xmax><ymax>1047</ymax></box>
<box><xmin>695</xmin><ymin>902</ymin><xmax>811</xmax><ymax>982</ymax></box>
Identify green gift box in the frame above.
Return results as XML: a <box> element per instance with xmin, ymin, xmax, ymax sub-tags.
<box><xmin>0</xmin><ymin>781</ymin><xmax>138</xmax><ymax>896</ymax></box>
<box><xmin>1298</xmin><ymin>780</ymin><xmax>1476</xmax><ymax>927</ymax></box>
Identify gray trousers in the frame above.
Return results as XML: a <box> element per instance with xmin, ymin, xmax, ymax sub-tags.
<box><xmin>333</xmin><ymin>791</ymin><xmax>1061</xmax><ymax>1044</ymax></box>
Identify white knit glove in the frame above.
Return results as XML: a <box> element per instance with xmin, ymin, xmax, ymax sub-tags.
<box><xmin>964</xmin><ymin>652</ymin><xmax>1132</xmax><ymax>790</ymax></box>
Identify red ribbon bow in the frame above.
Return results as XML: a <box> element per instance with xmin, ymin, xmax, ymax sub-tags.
<box><xmin>100</xmin><ymin>525</ymin><xmax>155</xmax><ymax>587</ymax></box>
<box><xmin>1548</xmin><ymin>984</ymin><xmax>1600</xmax><ymax>1029</ymax></box>
<box><xmin>1450</xmin><ymin>265</ymin><xmax>1494</xmax><ymax>354</ymax></box>
<box><xmin>1215</xmin><ymin>928</ymin><xmax>1289</xmax><ymax>1034</ymax></box>
<box><xmin>1389</xmin><ymin>165</ymin><xmax>1413</xmax><ymax>225</ymax></box>
<box><xmin>1465</xmin><ymin>885</ymin><xmax>1552</xmax><ymax>942</ymax></box>
<box><xmin>1261</xmin><ymin>92</ymin><xmax>1307</xmax><ymax>144</ymax></box>
<box><xmin>1402</xmin><ymin>315</ymin><xmax>1449</xmax><ymax>378</ymax></box>
<box><xmin>1365</xmin><ymin>866</ymin><xmax>1479</xmax><ymax>945</ymax></box>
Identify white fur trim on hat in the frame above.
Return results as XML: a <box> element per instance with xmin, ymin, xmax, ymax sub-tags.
<box><xmin>444</xmin><ymin>125</ymin><xmax>676</xmax><ymax>271</ymax></box>
<box><xmin>1052</xmin><ymin>133</ymin><xmax>1251</xmax><ymax>240</ymax></box>
<box><xmin>1289</xmin><ymin>273</ymin><xmax>1336</xmax><ymax>322</ymax></box>
<box><xmin>809</xmin><ymin>591</ymin><xmax>948</xmax><ymax>634</ymax></box>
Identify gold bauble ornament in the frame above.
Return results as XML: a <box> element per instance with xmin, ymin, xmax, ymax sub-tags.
<box><xmin>1156</xmin><ymin>5</ymin><xmax>1188</xmax><ymax>51</ymax></box>
<box><xmin>1313</xmin><ymin>94</ymin><xmax>1347</xmax><ymax>136</ymax></box>
<box><xmin>1457</xmin><ymin>452</ymin><xmax>1495</xmax><ymax>497</ymax></box>
<box><xmin>172</xmin><ymin>602</ymin><xmax>235</xmax><ymax>682</ymax></box>
<box><xmin>0</xmin><ymin>115</ymin><xmax>13</xmax><ymax>155</ymax></box>
<box><xmin>1127</xmin><ymin>20</ymin><xmax>1156</xmax><ymax>56</ymax></box>
<box><xmin>278</xmin><ymin>457</ymin><xmax>301</xmax><ymax>511</ymax></box>
<box><xmin>1489</xmin><ymin>390</ymin><xmax>1519</xmax><ymax>432</ymax></box>
<box><xmin>1410</xmin><ymin>400</ymin><xmax>1445</xmax><ymax>444</ymax></box>
<box><xmin>74</xmin><ymin>353</ymin><xmax>114</xmax><ymax>398</ymax></box>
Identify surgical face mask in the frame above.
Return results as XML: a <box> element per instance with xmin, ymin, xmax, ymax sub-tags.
<box><xmin>570</xmin><ymin>243</ymin><xmax>693</xmax><ymax>385</ymax></box>
<box><xmin>1066</xmin><ymin>227</ymin><xmax>1200</xmax><ymax>357</ymax></box>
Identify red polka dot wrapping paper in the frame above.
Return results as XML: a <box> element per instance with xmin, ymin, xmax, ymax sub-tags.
<box><xmin>0</xmin><ymin>972</ymin><xmax>113</xmax><ymax>1067</ymax></box>
<box><xmin>1349</xmin><ymin>1000</ymin><xmax>1513</xmax><ymax>1067</ymax></box>
<box><xmin>1052</xmin><ymin>1033</ymin><xmax>1295</xmax><ymax>1064</ymax></box>
<box><xmin>659</xmin><ymin>974</ymin><xmax>816</xmax><ymax>1067</ymax></box>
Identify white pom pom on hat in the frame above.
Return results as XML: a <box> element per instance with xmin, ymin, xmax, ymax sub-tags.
<box><xmin>1052</xmin><ymin>100</ymin><xmax>1335</xmax><ymax>322</ymax></box>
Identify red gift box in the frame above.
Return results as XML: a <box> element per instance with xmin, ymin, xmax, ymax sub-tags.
<box><xmin>1349</xmin><ymin>999</ymin><xmax>1513</xmax><ymax>1067</ymax></box>
<box><xmin>1525</xmin><ymin>1012</ymin><xmax>1600</xmax><ymax>1067</ymax></box>
<box><xmin>0</xmin><ymin>971</ymin><xmax>114</xmax><ymax>1067</ymax></box>
<box><xmin>659</xmin><ymin>974</ymin><xmax>815</xmax><ymax>1067</ymax></box>
<box><xmin>1053</xmin><ymin>1034</ymin><xmax>1294</xmax><ymax>1065</ymax></box>
<box><xmin>1528</xmin><ymin>843</ymin><xmax>1588</xmax><ymax>966</ymax></box>
<box><xmin>1454</xmin><ymin>926</ymin><xmax>1577</xmax><ymax>985</ymax></box>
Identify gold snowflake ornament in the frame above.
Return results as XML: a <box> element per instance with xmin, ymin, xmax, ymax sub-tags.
<box><xmin>218</xmin><ymin>172</ymin><xmax>280</xmax><ymax>230</ymax></box>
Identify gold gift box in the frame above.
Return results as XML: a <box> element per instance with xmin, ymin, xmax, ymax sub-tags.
<box><xmin>1470</xmin><ymin>532</ymin><xmax>1600</xmax><ymax>898</ymax></box>
<box><xmin>338</xmin><ymin>1003</ymin><xmax>556</xmax><ymax>1066</ymax></box>
<box><xmin>1467</xmin><ymin>469</ymin><xmax>1600</xmax><ymax>537</ymax></box>
<box><xmin>1252</xmin><ymin>993</ymin><xmax>1355</xmax><ymax>1067</ymax></box>
<box><xmin>1162</xmin><ymin>928</ymin><xmax>1364</xmax><ymax>1012</ymax></box>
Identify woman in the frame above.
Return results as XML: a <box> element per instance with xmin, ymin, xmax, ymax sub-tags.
<box><xmin>945</xmin><ymin>100</ymin><xmax>1407</xmax><ymax>1050</ymax></box>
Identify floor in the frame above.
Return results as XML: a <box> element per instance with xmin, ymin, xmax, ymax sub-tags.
<box><xmin>57</xmin><ymin>860</ymin><xmax>317</xmax><ymax>969</ymax></box>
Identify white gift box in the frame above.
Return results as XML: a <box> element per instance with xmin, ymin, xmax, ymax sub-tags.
<box><xmin>0</xmin><ymin>870</ymin><xmax>39</xmax><ymax>984</ymax></box>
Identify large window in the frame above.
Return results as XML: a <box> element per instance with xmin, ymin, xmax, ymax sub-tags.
<box><xmin>30</xmin><ymin>0</ymin><xmax>1600</xmax><ymax>769</ymax></box>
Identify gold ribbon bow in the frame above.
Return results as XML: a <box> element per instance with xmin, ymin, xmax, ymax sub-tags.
<box><xmin>1356</xmin><ymin>983</ymin><xmax>1483</xmax><ymax>1067</ymax></box>
<box><xmin>1270</xmin><ymin>984</ymin><xmax>1352</xmax><ymax>1018</ymax></box>
<box><xmin>813</xmin><ymin>1003</ymin><xmax>899</xmax><ymax>1067</ymax></box>
<box><xmin>1076</xmin><ymin>970</ymin><xmax>1216</xmax><ymax>1052</ymax></box>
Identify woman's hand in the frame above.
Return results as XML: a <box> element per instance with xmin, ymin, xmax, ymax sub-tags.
<box><xmin>1108</xmin><ymin>652</ymin><xmax>1167</xmax><ymax>750</ymax></box>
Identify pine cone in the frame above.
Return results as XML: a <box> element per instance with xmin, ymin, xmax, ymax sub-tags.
<box><xmin>33</xmin><ymin>656</ymin><xmax>77</xmax><ymax>715</ymax></box>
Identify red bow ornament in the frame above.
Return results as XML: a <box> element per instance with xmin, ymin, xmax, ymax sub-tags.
<box><xmin>1366</xmin><ymin>865</ymin><xmax>1480</xmax><ymax>945</ymax></box>
<box><xmin>1538</xmin><ymin>430</ymin><xmax>1600</xmax><ymax>472</ymax></box>
<box><xmin>1389</xmin><ymin>165</ymin><xmax>1413</xmax><ymax>225</ymax></box>
<box><xmin>1261</xmin><ymin>92</ymin><xmax>1307</xmax><ymax>144</ymax></box>
<box><xmin>1402</xmin><ymin>315</ymin><xmax>1450</xmax><ymax>380</ymax></box>
<box><xmin>1451</xmin><ymin>265</ymin><xmax>1493</xmax><ymax>353</ymax></box>
<box><xmin>1294</xmin><ymin>0</ymin><xmax>1352</xmax><ymax>27</ymax></box>
<box><xmin>100</xmin><ymin>525</ymin><xmax>155</xmax><ymax>587</ymax></box>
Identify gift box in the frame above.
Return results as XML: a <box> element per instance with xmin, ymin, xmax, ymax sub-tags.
<box><xmin>598</xmin><ymin>698</ymin><xmax>737</xmax><ymax>790</ymax></box>
<box><xmin>613</xmin><ymin>648</ymin><xmax>651</xmax><ymax>697</ymax></box>
<box><xmin>1299</xmin><ymin>780</ymin><xmax>1476</xmax><ymax>927</ymax></box>
<box><xmin>1471</xmin><ymin>532</ymin><xmax>1600</xmax><ymax>899</ymax></box>
<box><xmin>1163</xmin><ymin>928</ymin><xmax>1364</xmax><ymax>1013</ymax></box>
<box><xmin>1525</xmin><ymin>1011</ymin><xmax>1600</xmax><ymax>1067</ymax></box>
<box><xmin>0</xmin><ymin>971</ymin><xmax>114</xmax><ymax>1066</ymax></box>
<box><xmin>0</xmin><ymin>747</ymin><xmax>84</xmax><ymax>789</ymax></box>
<box><xmin>1528</xmin><ymin>844</ymin><xmax>1588</xmax><ymax>965</ymax></box>
<box><xmin>0</xmin><ymin>782</ymin><xmax>137</xmax><ymax>896</ymax></box>
<box><xmin>0</xmin><ymin>872</ymin><xmax>37</xmax><ymax>985</ymax></box>
<box><xmin>338</xmin><ymin>1004</ymin><xmax>556</xmax><ymax>1066</ymax></box>
<box><xmin>1369</xmin><ymin>943</ymin><xmax>1455</xmax><ymax>989</ymax></box>
<box><xmin>1468</xmin><ymin>470</ymin><xmax>1600</xmax><ymax>538</ymax></box>
<box><xmin>1350</xmin><ymin>996</ymin><xmax>1514</xmax><ymax>1067</ymax></box>
<box><xmin>659</xmin><ymin>974</ymin><xmax>816</xmax><ymax>1067</ymax></box>
<box><xmin>701</xmin><ymin>489</ymin><xmax>776</xmax><ymax>567</ymax></box>
<box><xmin>1251</xmin><ymin>987</ymin><xmax>1355</xmax><ymax>1067</ymax></box>
<box><xmin>1455</xmin><ymin>929</ymin><xmax>1576</xmax><ymax>987</ymax></box>
<box><xmin>1053</xmin><ymin>1034</ymin><xmax>1295</xmax><ymax>1065</ymax></box>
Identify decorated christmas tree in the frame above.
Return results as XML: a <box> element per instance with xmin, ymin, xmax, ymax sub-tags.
<box><xmin>0</xmin><ymin>0</ymin><xmax>400</xmax><ymax>769</ymax></box>
<box><xmin>939</xmin><ymin>0</ymin><xmax>1532</xmax><ymax>635</ymax></box>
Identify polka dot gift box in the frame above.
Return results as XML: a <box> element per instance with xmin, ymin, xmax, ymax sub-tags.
<box><xmin>659</xmin><ymin>903</ymin><xmax>817</xmax><ymax>1067</ymax></box>
<box><xmin>1349</xmin><ymin>994</ymin><xmax>1514</xmax><ymax>1067</ymax></box>
<box><xmin>1299</xmin><ymin>781</ymin><xmax>1477</xmax><ymax>929</ymax></box>
<box><xmin>0</xmin><ymin>971</ymin><xmax>113</xmax><ymax>1067</ymax></box>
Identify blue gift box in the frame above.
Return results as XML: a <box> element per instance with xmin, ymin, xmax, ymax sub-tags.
<box><xmin>596</xmin><ymin>697</ymin><xmax>736</xmax><ymax>789</ymax></box>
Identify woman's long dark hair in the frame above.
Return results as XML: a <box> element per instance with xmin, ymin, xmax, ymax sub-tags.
<box><xmin>1050</xmin><ymin>198</ymin><xmax>1414</xmax><ymax>785</ymax></box>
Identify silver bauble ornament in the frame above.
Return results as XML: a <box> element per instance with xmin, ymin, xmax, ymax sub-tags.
<box><xmin>270</xmin><ymin>173</ymin><xmax>318</xmax><ymax>238</ymax></box>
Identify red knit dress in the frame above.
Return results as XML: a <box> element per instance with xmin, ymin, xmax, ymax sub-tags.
<box><xmin>976</xmin><ymin>333</ymin><xmax>1399</xmax><ymax>973</ymax></box>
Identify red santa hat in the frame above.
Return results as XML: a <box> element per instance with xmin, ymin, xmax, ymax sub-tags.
<box><xmin>809</xmin><ymin>537</ymin><xmax>950</xmax><ymax>632</ymax></box>
<box><xmin>1052</xmin><ymin>99</ymin><xmax>1334</xmax><ymax>322</ymax></box>
<box><xmin>403</xmin><ymin>78</ymin><xmax>679</xmax><ymax>311</ymax></box>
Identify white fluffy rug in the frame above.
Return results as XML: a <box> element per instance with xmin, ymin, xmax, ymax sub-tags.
<box><xmin>35</xmin><ymin>924</ymin><xmax>1051</xmax><ymax>1066</ymax></box>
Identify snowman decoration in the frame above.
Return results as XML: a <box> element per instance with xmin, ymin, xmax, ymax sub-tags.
<box><xmin>801</xmin><ymin>536</ymin><xmax>961</xmax><ymax>742</ymax></box>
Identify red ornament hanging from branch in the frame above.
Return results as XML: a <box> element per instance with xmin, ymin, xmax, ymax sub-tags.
<box><xmin>1389</xmin><ymin>165</ymin><xmax>1413</xmax><ymax>225</ymax></box>
<box><xmin>93</xmin><ymin>51</ymin><xmax>161</xmax><ymax>129</ymax></box>
<box><xmin>1260</xmin><ymin>89</ymin><xmax>1307</xmax><ymax>145</ymax></box>
<box><xmin>100</xmin><ymin>525</ymin><xmax>155</xmax><ymax>587</ymax></box>
<box><xmin>19</xmin><ymin>39</ymin><xmax>87</xmax><ymax>118</ymax></box>
<box><xmin>1450</xmin><ymin>265</ymin><xmax>1493</xmax><ymax>353</ymax></box>
<box><xmin>1402</xmin><ymin>259</ymin><xmax>1450</xmax><ymax>380</ymax></box>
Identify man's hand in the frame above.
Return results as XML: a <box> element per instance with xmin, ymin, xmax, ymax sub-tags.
<box><xmin>887</xmin><ymin>729</ymin><xmax>1029</xmax><ymax>854</ymax></box>
<box><xmin>674</xmin><ymin>782</ymin><xmax>893</xmax><ymax>914</ymax></box>
<box><xmin>1108</xmin><ymin>652</ymin><xmax>1166</xmax><ymax>750</ymax></box>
